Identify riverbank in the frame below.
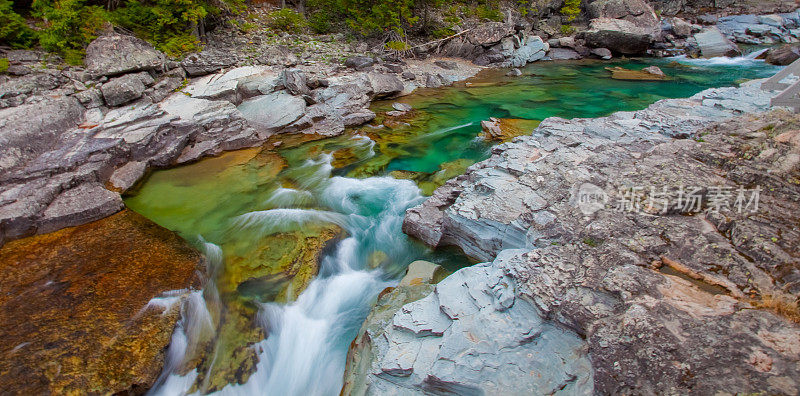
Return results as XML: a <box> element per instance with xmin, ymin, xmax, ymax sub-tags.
<box><xmin>355</xmin><ymin>79</ymin><xmax>800</xmax><ymax>394</ymax></box>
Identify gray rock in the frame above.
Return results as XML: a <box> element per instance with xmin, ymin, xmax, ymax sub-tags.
<box><xmin>365</xmin><ymin>73</ymin><xmax>403</xmax><ymax>99</ymax></box>
<box><xmin>590</xmin><ymin>47</ymin><xmax>613</xmax><ymax>59</ymax></box>
<box><xmin>508</xmin><ymin>35</ymin><xmax>548</xmax><ymax>67</ymax></box>
<box><xmin>101</xmin><ymin>72</ymin><xmax>152</xmax><ymax>107</ymax></box>
<box><xmin>425</xmin><ymin>73</ymin><xmax>443</xmax><ymax>88</ymax></box>
<box><xmin>434</xmin><ymin>60</ymin><xmax>458</xmax><ymax>70</ymax></box>
<box><xmin>402</xmin><ymin>80</ymin><xmax>800</xmax><ymax>393</ymax></box>
<box><xmin>401</xmin><ymin>71</ymin><xmax>416</xmax><ymax>80</ymax></box>
<box><xmin>466</xmin><ymin>22</ymin><xmax>515</xmax><ymax>46</ymax></box>
<box><xmin>84</xmin><ymin>35</ymin><xmax>165</xmax><ymax>78</ymax></box>
<box><xmin>282</xmin><ymin>69</ymin><xmax>310</xmax><ymax>96</ymax></box>
<box><xmin>181</xmin><ymin>51</ymin><xmax>237</xmax><ymax>77</ymax></box>
<box><xmin>108</xmin><ymin>161</ymin><xmax>147</xmax><ymax>192</ymax></box>
<box><xmin>548</xmin><ymin>48</ymin><xmax>583</xmax><ymax>60</ymax></box>
<box><xmin>392</xmin><ymin>102</ymin><xmax>412</xmax><ymax>112</ymax></box>
<box><xmin>671</xmin><ymin>17</ymin><xmax>693</xmax><ymax>37</ymax></box>
<box><xmin>507</xmin><ymin>68</ymin><xmax>522</xmax><ymax>76</ymax></box>
<box><xmin>585</xmin><ymin>18</ymin><xmax>658</xmax><ymax>54</ymax></box>
<box><xmin>694</xmin><ymin>27</ymin><xmax>742</xmax><ymax>58</ymax></box>
<box><xmin>38</xmin><ymin>183</ymin><xmax>124</xmax><ymax>234</ymax></box>
<box><xmin>0</xmin><ymin>96</ymin><xmax>85</xmax><ymax>174</ymax></box>
<box><xmin>237</xmin><ymin>91</ymin><xmax>306</xmax><ymax>130</ymax></box>
<box><xmin>342</xmin><ymin>263</ymin><xmax>594</xmax><ymax>395</ymax></box>
<box><xmin>766</xmin><ymin>43</ymin><xmax>800</xmax><ymax>65</ymax></box>
<box><xmin>344</xmin><ymin>56</ymin><xmax>375</xmax><ymax>71</ymax></box>
<box><xmin>258</xmin><ymin>45</ymin><xmax>298</xmax><ymax>66</ymax></box>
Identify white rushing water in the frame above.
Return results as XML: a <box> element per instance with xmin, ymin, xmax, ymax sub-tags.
<box><xmin>150</xmin><ymin>141</ymin><xmax>426</xmax><ymax>395</ymax></box>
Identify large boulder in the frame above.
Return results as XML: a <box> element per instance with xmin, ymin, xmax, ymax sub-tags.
<box><xmin>466</xmin><ymin>22</ymin><xmax>515</xmax><ymax>46</ymax></box>
<box><xmin>584</xmin><ymin>18</ymin><xmax>658</xmax><ymax>54</ymax></box>
<box><xmin>694</xmin><ymin>27</ymin><xmax>742</xmax><ymax>58</ymax></box>
<box><xmin>584</xmin><ymin>0</ymin><xmax>661</xmax><ymax>54</ymax></box>
<box><xmin>766</xmin><ymin>43</ymin><xmax>800</xmax><ymax>65</ymax></box>
<box><xmin>365</xmin><ymin>73</ymin><xmax>404</xmax><ymax>99</ymax></box>
<box><xmin>508</xmin><ymin>35</ymin><xmax>549</xmax><ymax>67</ymax></box>
<box><xmin>181</xmin><ymin>50</ymin><xmax>238</xmax><ymax>77</ymax></box>
<box><xmin>100</xmin><ymin>72</ymin><xmax>154</xmax><ymax>107</ymax></box>
<box><xmin>588</xmin><ymin>0</ymin><xmax>660</xmax><ymax>27</ymax></box>
<box><xmin>84</xmin><ymin>35</ymin><xmax>165</xmax><ymax>78</ymax></box>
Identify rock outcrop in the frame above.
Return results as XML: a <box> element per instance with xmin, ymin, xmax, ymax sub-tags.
<box><xmin>0</xmin><ymin>210</ymin><xmax>204</xmax><ymax>394</ymax></box>
<box><xmin>693</xmin><ymin>26</ymin><xmax>742</xmax><ymax>57</ymax></box>
<box><xmin>401</xmin><ymin>80</ymin><xmax>800</xmax><ymax>393</ymax></box>
<box><xmin>84</xmin><ymin>34</ymin><xmax>165</xmax><ymax>78</ymax></box>
<box><xmin>342</xmin><ymin>263</ymin><xmax>593</xmax><ymax>395</ymax></box>
<box><xmin>584</xmin><ymin>0</ymin><xmax>661</xmax><ymax>54</ymax></box>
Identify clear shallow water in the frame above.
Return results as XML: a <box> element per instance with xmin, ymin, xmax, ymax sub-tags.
<box><xmin>125</xmin><ymin>55</ymin><xmax>780</xmax><ymax>395</ymax></box>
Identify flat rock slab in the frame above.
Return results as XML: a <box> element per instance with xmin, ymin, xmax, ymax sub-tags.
<box><xmin>0</xmin><ymin>210</ymin><xmax>204</xmax><ymax>394</ymax></box>
<box><xmin>38</xmin><ymin>183</ymin><xmax>124</xmax><ymax>235</ymax></box>
<box><xmin>237</xmin><ymin>91</ymin><xmax>307</xmax><ymax>130</ymax></box>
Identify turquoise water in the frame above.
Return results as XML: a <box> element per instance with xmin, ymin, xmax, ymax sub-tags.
<box><xmin>126</xmin><ymin>55</ymin><xmax>780</xmax><ymax>395</ymax></box>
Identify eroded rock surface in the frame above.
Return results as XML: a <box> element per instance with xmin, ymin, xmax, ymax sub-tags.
<box><xmin>400</xmin><ymin>80</ymin><xmax>800</xmax><ymax>393</ymax></box>
<box><xmin>0</xmin><ymin>210</ymin><xmax>204</xmax><ymax>395</ymax></box>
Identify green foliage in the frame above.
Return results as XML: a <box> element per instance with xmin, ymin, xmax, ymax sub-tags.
<box><xmin>474</xmin><ymin>4</ymin><xmax>502</xmax><ymax>21</ymax></box>
<box><xmin>33</xmin><ymin>0</ymin><xmax>106</xmax><ymax>63</ymax></box>
<box><xmin>430</xmin><ymin>27</ymin><xmax>454</xmax><ymax>39</ymax></box>
<box><xmin>306</xmin><ymin>0</ymin><xmax>347</xmax><ymax>34</ymax></box>
<box><xmin>560</xmin><ymin>23</ymin><xmax>575</xmax><ymax>35</ymax></box>
<box><xmin>0</xmin><ymin>58</ymin><xmax>9</xmax><ymax>73</ymax></box>
<box><xmin>111</xmin><ymin>0</ymin><xmax>210</xmax><ymax>57</ymax></box>
<box><xmin>560</xmin><ymin>0</ymin><xmax>581</xmax><ymax>22</ymax></box>
<box><xmin>384</xmin><ymin>40</ymin><xmax>408</xmax><ymax>51</ymax></box>
<box><xmin>266</xmin><ymin>8</ymin><xmax>308</xmax><ymax>33</ymax></box>
<box><xmin>516</xmin><ymin>0</ymin><xmax>537</xmax><ymax>17</ymax></box>
<box><xmin>343</xmin><ymin>0</ymin><xmax>418</xmax><ymax>36</ymax></box>
<box><xmin>0</xmin><ymin>0</ymin><xmax>36</xmax><ymax>48</ymax></box>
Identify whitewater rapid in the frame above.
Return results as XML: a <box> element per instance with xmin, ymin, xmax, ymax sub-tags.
<box><xmin>149</xmin><ymin>138</ymin><xmax>426</xmax><ymax>395</ymax></box>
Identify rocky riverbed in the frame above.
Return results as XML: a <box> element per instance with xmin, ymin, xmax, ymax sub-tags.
<box><xmin>346</xmin><ymin>79</ymin><xmax>800</xmax><ymax>394</ymax></box>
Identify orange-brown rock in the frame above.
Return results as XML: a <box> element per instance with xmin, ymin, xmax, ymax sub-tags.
<box><xmin>0</xmin><ymin>209</ymin><xmax>204</xmax><ymax>395</ymax></box>
<box><xmin>480</xmin><ymin>117</ymin><xmax>541</xmax><ymax>142</ymax></box>
<box><xmin>605</xmin><ymin>65</ymin><xmax>668</xmax><ymax>81</ymax></box>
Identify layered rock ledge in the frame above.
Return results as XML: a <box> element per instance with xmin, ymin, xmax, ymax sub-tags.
<box><xmin>383</xmin><ymin>80</ymin><xmax>800</xmax><ymax>394</ymax></box>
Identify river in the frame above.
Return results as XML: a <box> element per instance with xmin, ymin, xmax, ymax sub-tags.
<box><xmin>124</xmin><ymin>54</ymin><xmax>780</xmax><ymax>395</ymax></box>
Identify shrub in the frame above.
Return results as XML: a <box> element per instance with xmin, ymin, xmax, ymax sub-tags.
<box><xmin>0</xmin><ymin>58</ymin><xmax>9</xmax><ymax>73</ymax></box>
<box><xmin>306</xmin><ymin>0</ymin><xmax>348</xmax><ymax>33</ymax></box>
<box><xmin>0</xmin><ymin>0</ymin><xmax>36</xmax><ymax>48</ymax></box>
<box><xmin>474</xmin><ymin>4</ymin><xmax>502</xmax><ymax>21</ymax></box>
<box><xmin>560</xmin><ymin>24</ymin><xmax>575</xmax><ymax>35</ymax></box>
<box><xmin>343</xmin><ymin>0</ymin><xmax>417</xmax><ymax>36</ymax></box>
<box><xmin>560</xmin><ymin>0</ymin><xmax>581</xmax><ymax>22</ymax></box>
<box><xmin>33</xmin><ymin>0</ymin><xmax>107</xmax><ymax>64</ymax></box>
<box><xmin>111</xmin><ymin>0</ymin><xmax>209</xmax><ymax>57</ymax></box>
<box><xmin>266</xmin><ymin>8</ymin><xmax>308</xmax><ymax>33</ymax></box>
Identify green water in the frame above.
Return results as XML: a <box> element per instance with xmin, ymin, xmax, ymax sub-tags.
<box><xmin>126</xmin><ymin>56</ymin><xmax>780</xmax><ymax>395</ymax></box>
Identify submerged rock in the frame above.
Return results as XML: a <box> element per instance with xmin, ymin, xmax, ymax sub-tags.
<box><xmin>605</xmin><ymin>65</ymin><xmax>668</xmax><ymax>80</ymax></box>
<box><xmin>480</xmin><ymin>117</ymin><xmax>541</xmax><ymax>142</ymax></box>
<box><xmin>0</xmin><ymin>209</ymin><xmax>204</xmax><ymax>394</ymax></box>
